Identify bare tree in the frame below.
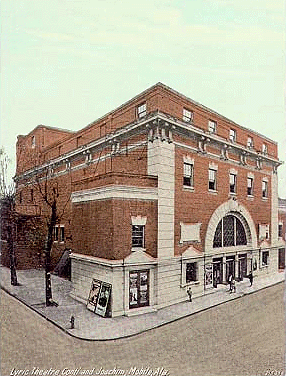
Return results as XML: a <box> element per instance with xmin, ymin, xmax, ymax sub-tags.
<box><xmin>0</xmin><ymin>147</ymin><xmax>14</xmax><ymax>197</ymax></box>
<box><xmin>0</xmin><ymin>148</ymin><xmax>18</xmax><ymax>285</ymax></box>
<box><xmin>34</xmin><ymin>168</ymin><xmax>70</xmax><ymax>306</ymax></box>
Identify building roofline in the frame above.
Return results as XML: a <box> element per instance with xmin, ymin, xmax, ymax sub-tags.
<box><xmin>156</xmin><ymin>83</ymin><xmax>278</xmax><ymax>145</ymax></box>
<box><xmin>18</xmin><ymin>124</ymin><xmax>74</xmax><ymax>139</ymax></box>
<box><xmin>15</xmin><ymin>111</ymin><xmax>281</xmax><ymax>183</ymax></box>
<box><xmin>75</xmin><ymin>82</ymin><xmax>278</xmax><ymax>145</ymax></box>
<box><xmin>75</xmin><ymin>83</ymin><xmax>162</xmax><ymax>135</ymax></box>
<box><xmin>19</xmin><ymin>82</ymin><xmax>278</xmax><ymax>148</ymax></box>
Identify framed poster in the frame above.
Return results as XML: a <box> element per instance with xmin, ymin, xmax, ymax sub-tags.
<box><xmin>129</xmin><ymin>270</ymin><xmax>149</xmax><ymax>309</ymax></box>
<box><xmin>205</xmin><ymin>263</ymin><xmax>213</xmax><ymax>288</ymax></box>
<box><xmin>129</xmin><ymin>272</ymin><xmax>139</xmax><ymax>307</ymax></box>
<box><xmin>86</xmin><ymin>279</ymin><xmax>102</xmax><ymax>312</ymax></box>
<box><xmin>95</xmin><ymin>282</ymin><xmax>112</xmax><ymax>317</ymax></box>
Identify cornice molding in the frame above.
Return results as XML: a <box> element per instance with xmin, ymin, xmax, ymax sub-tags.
<box><xmin>71</xmin><ymin>185</ymin><xmax>158</xmax><ymax>203</ymax></box>
<box><xmin>15</xmin><ymin>112</ymin><xmax>282</xmax><ymax>182</ymax></box>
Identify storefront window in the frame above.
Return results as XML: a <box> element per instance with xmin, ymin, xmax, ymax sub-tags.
<box><xmin>186</xmin><ymin>263</ymin><xmax>197</xmax><ymax>283</ymax></box>
<box><xmin>262</xmin><ymin>251</ymin><xmax>269</xmax><ymax>266</ymax></box>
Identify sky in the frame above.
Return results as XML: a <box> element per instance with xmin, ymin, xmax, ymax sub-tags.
<box><xmin>1</xmin><ymin>0</ymin><xmax>285</xmax><ymax>197</ymax></box>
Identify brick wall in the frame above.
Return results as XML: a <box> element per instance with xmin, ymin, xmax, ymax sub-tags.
<box><xmin>14</xmin><ymin>83</ymin><xmax>280</xmax><ymax>267</ymax></box>
<box><xmin>72</xmin><ymin>198</ymin><xmax>157</xmax><ymax>260</ymax></box>
<box><xmin>174</xmin><ymin>145</ymin><xmax>273</xmax><ymax>255</ymax></box>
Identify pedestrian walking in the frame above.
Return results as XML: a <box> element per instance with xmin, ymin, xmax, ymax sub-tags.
<box><xmin>248</xmin><ymin>271</ymin><xmax>253</xmax><ymax>286</ymax></box>
<box><xmin>187</xmin><ymin>287</ymin><xmax>192</xmax><ymax>302</ymax></box>
<box><xmin>232</xmin><ymin>279</ymin><xmax>236</xmax><ymax>293</ymax></box>
<box><xmin>228</xmin><ymin>274</ymin><xmax>233</xmax><ymax>293</ymax></box>
<box><xmin>70</xmin><ymin>315</ymin><xmax>75</xmax><ymax>329</ymax></box>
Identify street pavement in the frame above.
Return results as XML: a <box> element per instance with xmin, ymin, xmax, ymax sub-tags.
<box><xmin>1</xmin><ymin>265</ymin><xmax>284</xmax><ymax>340</ymax></box>
<box><xmin>1</xmin><ymin>283</ymin><xmax>285</xmax><ymax>376</ymax></box>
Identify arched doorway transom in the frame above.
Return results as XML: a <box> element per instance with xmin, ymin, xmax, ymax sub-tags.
<box><xmin>205</xmin><ymin>199</ymin><xmax>257</xmax><ymax>251</ymax></box>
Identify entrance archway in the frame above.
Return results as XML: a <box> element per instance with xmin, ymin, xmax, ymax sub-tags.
<box><xmin>205</xmin><ymin>199</ymin><xmax>257</xmax><ymax>251</ymax></box>
<box><xmin>204</xmin><ymin>200</ymin><xmax>257</xmax><ymax>288</ymax></box>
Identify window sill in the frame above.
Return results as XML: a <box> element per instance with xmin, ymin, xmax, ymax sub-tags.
<box><xmin>181</xmin><ymin>281</ymin><xmax>200</xmax><ymax>288</ymax></box>
<box><xmin>183</xmin><ymin>185</ymin><xmax>194</xmax><ymax>191</ymax></box>
<box><xmin>186</xmin><ymin>280</ymin><xmax>200</xmax><ymax>286</ymax></box>
<box><xmin>208</xmin><ymin>189</ymin><xmax>218</xmax><ymax>194</ymax></box>
<box><xmin>262</xmin><ymin>197</ymin><xmax>268</xmax><ymax>201</ymax></box>
<box><xmin>247</xmin><ymin>195</ymin><xmax>254</xmax><ymax>200</ymax></box>
<box><xmin>131</xmin><ymin>247</ymin><xmax>146</xmax><ymax>252</ymax></box>
<box><xmin>261</xmin><ymin>264</ymin><xmax>269</xmax><ymax>269</ymax></box>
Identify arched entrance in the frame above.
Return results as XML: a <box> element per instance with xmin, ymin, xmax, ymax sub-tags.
<box><xmin>204</xmin><ymin>200</ymin><xmax>257</xmax><ymax>288</ymax></box>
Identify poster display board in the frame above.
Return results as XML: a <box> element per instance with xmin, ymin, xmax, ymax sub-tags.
<box><xmin>87</xmin><ymin>279</ymin><xmax>112</xmax><ymax>317</ymax></box>
<box><xmin>95</xmin><ymin>282</ymin><xmax>112</xmax><ymax>317</ymax></box>
<box><xmin>205</xmin><ymin>264</ymin><xmax>213</xmax><ymax>288</ymax></box>
<box><xmin>129</xmin><ymin>270</ymin><xmax>149</xmax><ymax>309</ymax></box>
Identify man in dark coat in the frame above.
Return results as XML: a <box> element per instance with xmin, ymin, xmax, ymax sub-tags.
<box><xmin>248</xmin><ymin>271</ymin><xmax>253</xmax><ymax>286</ymax></box>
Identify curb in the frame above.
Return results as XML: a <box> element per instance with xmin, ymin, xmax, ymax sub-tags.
<box><xmin>1</xmin><ymin>286</ymin><xmax>75</xmax><ymax>339</ymax></box>
<box><xmin>1</xmin><ymin>279</ymin><xmax>284</xmax><ymax>341</ymax></box>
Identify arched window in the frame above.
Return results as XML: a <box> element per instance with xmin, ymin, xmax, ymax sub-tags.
<box><xmin>213</xmin><ymin>214</ymin><xmax>247</xmax><ymax>248</ymax></box>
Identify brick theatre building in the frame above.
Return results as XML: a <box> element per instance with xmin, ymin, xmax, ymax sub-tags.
<box><xmin>14</xmin><ymin>83</ymin><xmax>284</xmax><ymax>317</ymax></box>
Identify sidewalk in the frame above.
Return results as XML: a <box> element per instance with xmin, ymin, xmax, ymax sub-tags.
<box><xmin>1</xmin><ymin>266</ymin><xmax>284</xmax><ymax>341</ymax></box>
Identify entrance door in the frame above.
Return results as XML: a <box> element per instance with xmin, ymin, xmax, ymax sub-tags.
<box><xmin>238</xmin><ymin>254</ymin><xmax>247</xmax><ymax>281</ymax></box>
<box><xmin>278</xmin><ymin>248</ymin><xmax>285</xmax><ymax>270</ymax></box>
<box><xmin>213</xmin><ymin>257</ymin><xmax>223</xmax><ymax>287</ymax></box>
<box><xmin>226</xmin><ymin>256</ymin><xmax>235</xmax><ymax>282</ymax></box>
<box><xmin>129</xmin><ymin>270</ymin><xmax>149</xmax><ymax>309</ymax></box>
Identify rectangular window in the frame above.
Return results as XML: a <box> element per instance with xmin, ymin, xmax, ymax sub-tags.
<box><xmin>137</xmin><ymin>103</ymin><xmax>147</xmax><ymax>118</ymax></box>
<box><xmin>259</xmin><ymin>224</ymin><xmax>269</xmax><ymax>241</ymax></box>
<box><xmin>183</xmin><ymin>162</ymin><xmax>194</xmax><ymax>187</ymax></box>
<box><xmin>76</xmin><ymin>136</ymin><xmax>82</xmax><ymax>148</ymax></box>
<box><xmin>31</xmin><ymin>136</ymin><xmax>36</xmax><ymax>148</ymax></box>
<box><xmin>186</xmin><ymin>262</ymin><xmax>197</xmax><ymax>283</ymax></box>
<box><xmin>60</xmin><ymin>226</ymin><xmax>65</xmax><ymax>242</ymax></box>
<box><xmin>230</xmin><ymin>173</ymin><xmax>236</xmax><ymax>194</ymax></box>
<box><xmin>183</xmin><ymin>108</ymin><xmax>193</xmax><ymax>122</ymax></box>
<box><xmin>54</xmin><ymin>225</ymin><xmax>65</xmax><ymax>242</ymax></box>
<box><xmin>247</xmin><ymin>136</ymin><xmax>254</xmax><ymax>149</ymax></box>
<box><xmin>54</xmin><ymin>226</ymin><xmax>59</xmax><ymax>242</ymax></box>
<box><xmin>208</xmin><ymin>120</ymin><xmax>217</xmax><ymax>134</ymax></box>
<box><xmin>262</xmin><ymin>180</ymin><xmax>268</xmax><ymax>198</ymax></box>
<box><xmin>265</xmin><ymin>227</ymin><xmax>269</xmax><ymax>239</ymax></box>
<box><xmin>247</xmin><ymin>177</ymin><xmax>253</xmax><ymax>196</ymax></box>
<box><xmin>132</xmin><ymin>225</ymin><xmax>145</xmax><ymax>248</ymax></box>
<box><xmin>229</xmin><ymin>129</ymin><xmax>236</xmax><ymax>143</ymax></box>
<box><xmin>262</xmin><ymin>143</ymin><xmax>268</xmax><ymax>155</ymax></box>
<box><xmin>262</xmin><ymin>251</ymin><xmax>269</xmax><ymax>266</ymax></box>
<box><xmin>278</xmin><ymin>224</ymin><xmax>283</xmax><ymax>238</ymax></box>
<box><xmin>208</xmin><ymin>169</ymin><xmax>217</xmax><ymax>191</ymax></box>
